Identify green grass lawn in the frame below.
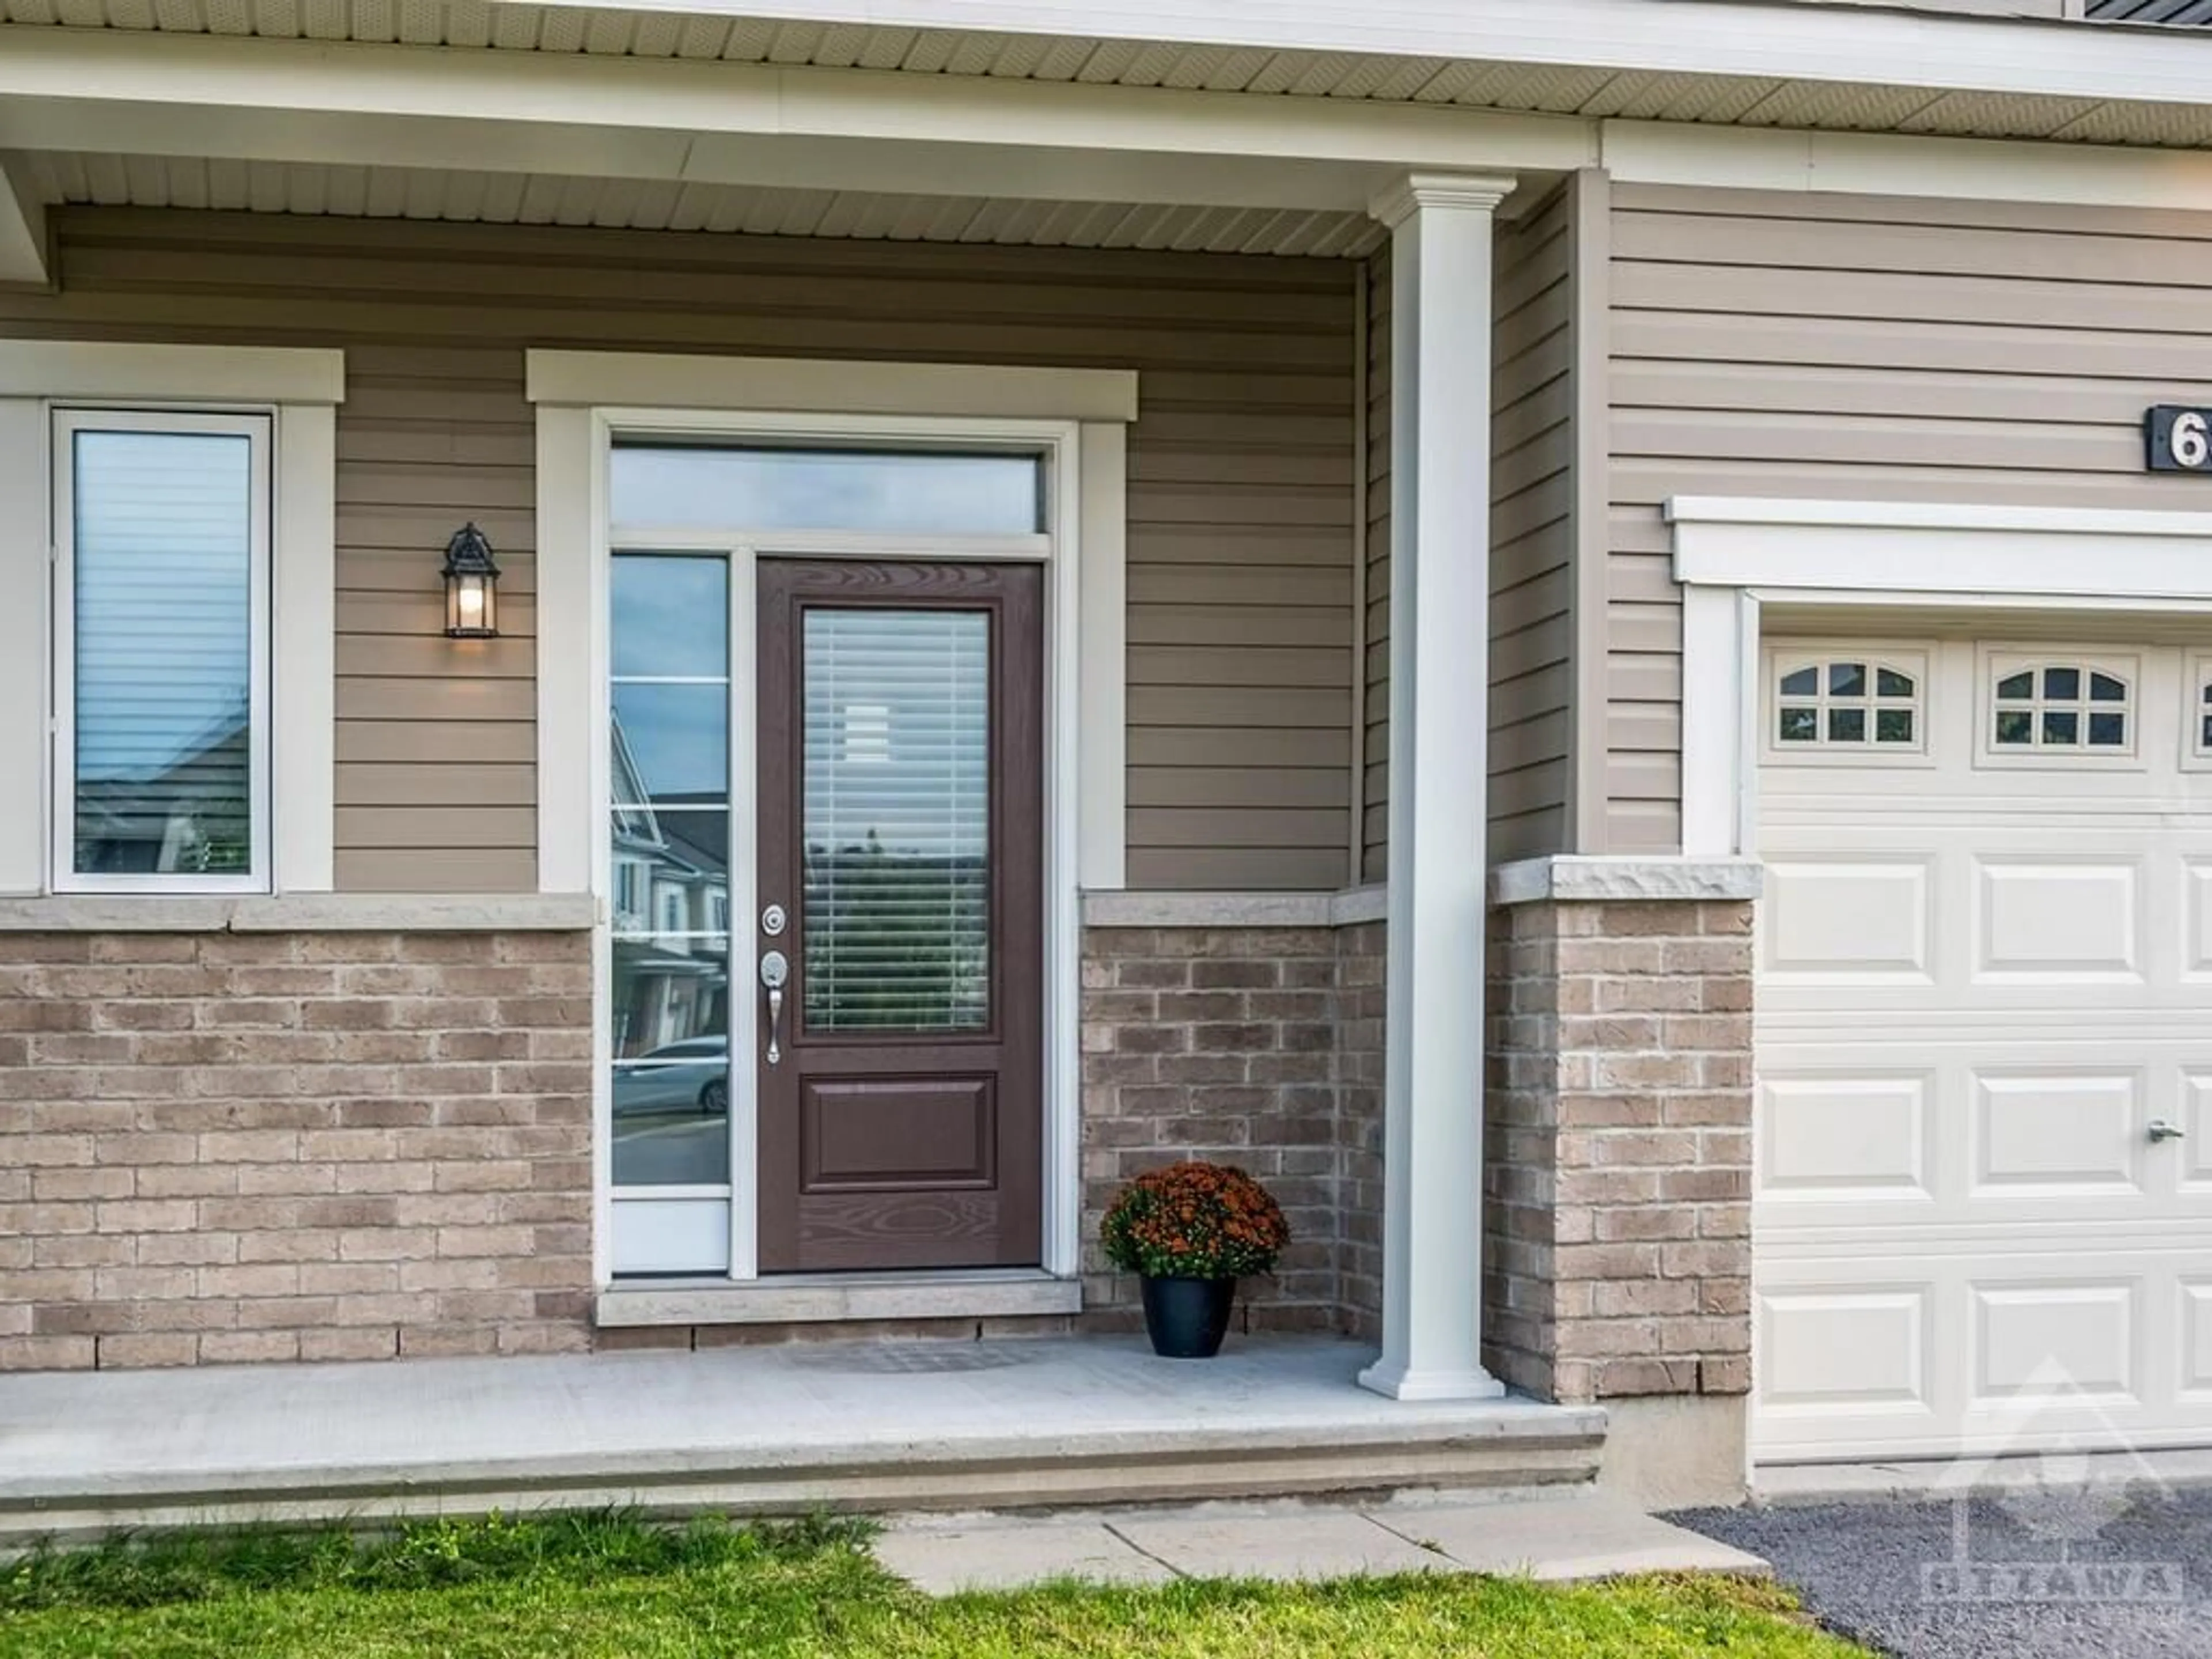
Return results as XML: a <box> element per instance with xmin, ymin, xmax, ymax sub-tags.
<box><xmin>0</xmin><ymin>1511</ymin><xmax>1873</xmax><ymax>1658</ymax></box>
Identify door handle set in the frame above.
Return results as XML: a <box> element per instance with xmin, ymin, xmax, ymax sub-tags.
<box><xmin>2148</xmin><ymin>1119</ymin><xmax>2187</xmax><ymax>1144</ymax></box>
<box><xmin>759</xmin><ymin>949</ymin><xmax>789</xmax><ymax>1066</ymax></box>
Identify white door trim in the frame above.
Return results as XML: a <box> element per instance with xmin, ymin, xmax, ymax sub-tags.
<box><xmin>1671</xmin><ymin>496</ymin><xmax>2212</xmax><ymax>858</ymax></box>
<box><xmin>539</xmin><ymin>389</ymin><xmax>1121</xmax><ymax>1288</ymax></box>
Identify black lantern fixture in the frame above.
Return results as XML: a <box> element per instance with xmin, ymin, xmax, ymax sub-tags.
<box><xmin>441</xmin><ymin>522</ymin><xmax>501</xmax><ymax>639</ymax></box>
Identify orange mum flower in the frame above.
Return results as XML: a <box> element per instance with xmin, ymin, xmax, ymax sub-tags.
<box><xmin>1100</xmin><ymin>1160</ymin><xmax>1289</xmax><ymax>1281</ymax></box>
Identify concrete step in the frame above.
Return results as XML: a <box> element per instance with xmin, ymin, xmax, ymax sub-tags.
<box><xmin>0</xmin><ymin>1336</ymin><xmax>1606</xmax><ymax>1540</ymax></box>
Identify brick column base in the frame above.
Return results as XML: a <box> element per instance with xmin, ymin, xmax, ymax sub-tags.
<box><xmin>1484</xmin><ymin>896</ymin><xmax>1753</xmax><ymax>1406</ymax></box>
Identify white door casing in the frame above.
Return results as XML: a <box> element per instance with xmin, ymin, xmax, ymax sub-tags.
<box><xmin>531</xmin><ymin>355</ymin><xmax>1136</xmax><ymax>1287</ymax></box>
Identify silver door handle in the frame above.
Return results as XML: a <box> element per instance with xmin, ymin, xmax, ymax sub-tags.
<box><xmin>2149</xmin><ymin>1119</ymin><xmax>2187</xmax><ymax>1143</ymax></box>
<box><xmin>760</xmin><ymin>949</ymin><xmax>789</xmax><ymax>1066</ymax></box>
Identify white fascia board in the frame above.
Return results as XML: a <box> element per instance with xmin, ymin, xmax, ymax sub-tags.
<box><xmin>502</xmin><ymin>0</ymin><xmax>2212</xmax><ymax>107</ymax></box>
<box><xmin>0</xmin><ymin>29</ymin><xmax>1593</xmax><ymax>192</ymax></box>
<box><xmin>1605</xmin><ymin>120</ymin><xmax>2212</xmax><ymax>212</ymax></box>
<box><xmin>1670</xmin><ymin>495</ymin><xmax>2212</xmax><ymax>600</ymax></box>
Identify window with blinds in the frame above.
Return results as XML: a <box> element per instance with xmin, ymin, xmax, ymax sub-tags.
<box><xmin>55</xmin><ymin>412</ymin><xmax>271</xmax><ymax>890</ymax></box>
<box><xmin>801</xmin><ymin>607</ymin><xmax>991</xmax><ymax>1033</ymax></box>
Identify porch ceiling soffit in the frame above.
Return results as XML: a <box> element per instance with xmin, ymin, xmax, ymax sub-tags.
<box><xmin>2</xmin><ymin>0</ymin><xmax>2209</xmax><ymax>148</ymax></box>
<box><xmin>0</xmin><ymin>27</ymin><xmax>1590</xmax><ymax>217</ymax></box>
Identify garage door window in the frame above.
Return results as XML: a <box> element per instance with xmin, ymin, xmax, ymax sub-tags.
<box><xmin>1771</xmin><ymin>653</ymin><xmax>1925</xmax><ymax>755</ymax></box>
<box><xmin>1988</xmin><ymin>660</ymin><xmax>2131</xmax><ymax>755</ymax></box>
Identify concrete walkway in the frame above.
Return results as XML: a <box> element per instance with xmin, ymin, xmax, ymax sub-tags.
<box><xmin>876</xmin><ymin>1492</ymin><xmax>1768</xmax><ymax>1592</ymax></box>
<box><xmin>0</xmin><ymin>1335</ymin><xmax>1604</xmax><ymax>1539</ymax></box>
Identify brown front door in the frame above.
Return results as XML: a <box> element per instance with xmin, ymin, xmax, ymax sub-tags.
<box><xmin>754</xmin><ymin>559</ymin><xmax>1044</xmax><ymax>1272</ymax></box>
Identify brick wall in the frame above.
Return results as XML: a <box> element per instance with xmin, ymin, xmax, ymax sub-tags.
<box><xmin>1334</xmin><ymin>920</ymin><xmax>1385</xmax><ymax>1342</ymax></box>
<box><xmin>1484</xmin><ymin>898</ymin><xmax>1753</xmax><ymax>1404</ymax></box>
<box><xmin>0</xmin><ymin>929</ymin><xmax>594</xmax><ymax>1370</ymax></box>
<box><xmin>1080</xmin><ymin>923</ymin><xmax>1376</xmax><ymax>1334</ymax></box>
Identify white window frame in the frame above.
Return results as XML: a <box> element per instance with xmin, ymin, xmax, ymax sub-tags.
<box><xmin>51</xmin><ymin>408</ymin><xmax>274</xmax><ymax>895</ymax></box>
<box><xmin>1762</xmin><ymin>642</ymin><xmax>1932</xmax><ymax>767</ymax></box>
<box><xmin>530</xmin><ymin>351</ymin><xmax>1135</xmax><ymax>1291</ymax></box>
<box><xmin>1976</xmin><ymin>647</ymin><xmax>2142</xmax><ymax>770</ymax></box>
<box><xmin>2185</xmin><ymin>653</ymin><xmax>2212</xmax><ymax>772</ymax></box>
<box><xmin>0</xmin><ymin>342</ymin><xmax>342</xmax><ymax>899</ymax></box>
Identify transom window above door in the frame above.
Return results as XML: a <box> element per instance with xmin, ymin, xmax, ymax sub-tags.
<box><xmin>609</xmin><ymin>444</ymin><xmax>1046</xmax><ymax>537</ymax></box>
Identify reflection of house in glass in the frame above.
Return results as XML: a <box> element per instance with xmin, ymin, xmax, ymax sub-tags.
<box><xmin>609</xmin><ymin>716</ymin><xmax>730</xmax><ymax>1061</ymax></box>
<box><xmin>75</xmin><ymin>698</ymin><xmax>251</xmax><ymax>875</ymax></box>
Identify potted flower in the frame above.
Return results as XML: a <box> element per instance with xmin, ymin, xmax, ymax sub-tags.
<box><xmin>1101</xmin><ymin>1160</ymin><xmax>1290</xmax><ymax>1359</ymax></box>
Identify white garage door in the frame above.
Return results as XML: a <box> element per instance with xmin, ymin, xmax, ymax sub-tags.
<box><xmin>1755</xmin><ymin>634</ymin><xmax>2212</xmax><ymax>1463</ymax></box>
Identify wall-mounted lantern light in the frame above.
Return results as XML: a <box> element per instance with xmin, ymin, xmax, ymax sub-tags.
<box><xmin>442</xmin><ymin>522</ymin><xmax>501</xmax><ymax>639</ymax></box>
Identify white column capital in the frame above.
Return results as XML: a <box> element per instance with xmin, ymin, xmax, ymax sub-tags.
<box><xmin>1367</xmin><ymin>171</ymin><xmax>1517</xmax><ymax>229</ymax></box>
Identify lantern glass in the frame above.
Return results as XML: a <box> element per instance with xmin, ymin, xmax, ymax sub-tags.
<box><xmin>446</xmin><ymin>570</ymin><xmax>495</xmax><ymax>637</ymax></box>
<box><xmin>441</xmin><ymin>523</ymin><xmax>501</xmax><ymax>639</ymax></box>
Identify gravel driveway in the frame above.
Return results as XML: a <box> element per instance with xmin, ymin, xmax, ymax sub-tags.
<box><xmin>1672</xmin><ymin>1488</ymin><xmax>2210</xmax><ymax>1658</ymax></box>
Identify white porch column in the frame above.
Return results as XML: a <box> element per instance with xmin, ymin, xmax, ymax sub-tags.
<box><xmin>1359</xmin><ymin>172</ymin><xmax>1514</xmax><ymax>1403</ymax></box>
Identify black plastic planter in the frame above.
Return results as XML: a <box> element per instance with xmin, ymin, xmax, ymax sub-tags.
<box><xmin>1139</xmin><ymin>1274</ymin><xmax>1237</xmax><ymax>1358</ymax></box>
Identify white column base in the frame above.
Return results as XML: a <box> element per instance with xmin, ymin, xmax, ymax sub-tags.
<box><xmin>1357</xmin><ymin>1357</ymin><xmax>1508</xmax><ymax>1403</ymax></box>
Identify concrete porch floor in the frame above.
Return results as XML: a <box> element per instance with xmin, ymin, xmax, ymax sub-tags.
<box><xmin>0</xmin><ymin>1335</ymin><xmax>1605</xmax><ymax>1541</ymax></box>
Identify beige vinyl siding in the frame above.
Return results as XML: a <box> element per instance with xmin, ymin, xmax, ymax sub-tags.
<box><xmin>1605</xmin><ymin>183</ymin><xmax>2212</xmax><ymax>851</ymax></box>
<box><xmin>1361</xmin><ymin>249</ymin><xmax>1392</xmax><ymax>884</ymax></box>
<box><xmin>1487</xmin><ymin>183</ymin><xmax>1576</xmax><ymax>863</ymax></box>
<box><xmin>1</xmin><ymin>207</ymin><xmax>1358</xmax><ymax>893</ymax></box>
<box><xmin>1362</xmin><ymin>181</ymin><xmax>1581</xmax><ymax>880</ymax></box>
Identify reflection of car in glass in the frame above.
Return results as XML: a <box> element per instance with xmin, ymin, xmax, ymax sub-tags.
<box><xmin>612</xmin><ymin>1037</ymin><xmax>729</xmax><ymax>1116</ymax></box>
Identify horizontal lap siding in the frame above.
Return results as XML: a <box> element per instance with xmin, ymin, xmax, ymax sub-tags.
<box><xmin>1</xmin><ymin>208</ymin><xmax>1358</xmax><ymax>893</ymax></box>
<box><xmin>1607</xmin><ymin>184</ymin><xmax>2212</xmax><ymax>852</ymax></box>
<box><xmin>1362</xmin><ymin>250</ymin><xmax>1391</xmax><ymax>884</ymax></box>
<box><xmin>1488</xmin><ymin>185</ymin><xmax>1575</xmax><ymax>865</ymax></box>
<box><xmin>1363</xmin><ymin>185</ymin><xmax>1578</xmax><ymax>880</ymax></box>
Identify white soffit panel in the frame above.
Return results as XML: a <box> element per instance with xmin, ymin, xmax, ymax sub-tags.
<box><xmin>9</xmin><ymin>153</ymin><xmax>1387</xmax><ymax>255</ymax></box>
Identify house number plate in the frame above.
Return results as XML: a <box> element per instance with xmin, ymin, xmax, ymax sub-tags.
<box><xmin>2146</xmin><ymin>406</ymin><xmax>2212</xmax><ymax>473</ymax></box>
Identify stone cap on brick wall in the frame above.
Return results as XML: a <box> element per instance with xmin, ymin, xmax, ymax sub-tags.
<box><xmin>1489</xmin><ymin>857</ymin><xmax>1763</xmax><ymax>908</ymax></box>
<box><xmin>1081</xmin><ymin>888</ymin><xmax>1387</xmax><ymax>929</ymax></box>
<box><xmin>0</xmin><ymin>893</ymin><xmax>600</xmax><ymax>933</ymax></box>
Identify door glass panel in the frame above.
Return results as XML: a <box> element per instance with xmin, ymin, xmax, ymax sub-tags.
<box><xmin>611</xmin><ymin>445</ymin><xmax>1043</xmax><ymax>536</ymax></box>
<box><xmin>609</xmin><ymin>550</ymin><xmax>731</xmax><ymax>1190</ymax></box>
<box><xmin>801</xmin><ymin>607</ymin><xmax>990</xmax><ymax>1033</ymax></box>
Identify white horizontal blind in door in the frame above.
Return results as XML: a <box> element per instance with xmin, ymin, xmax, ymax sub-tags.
<box><xmin>800</xmin><ymin>606</ymin><xmax>992</xmax><ymax>1034</ymax></box>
